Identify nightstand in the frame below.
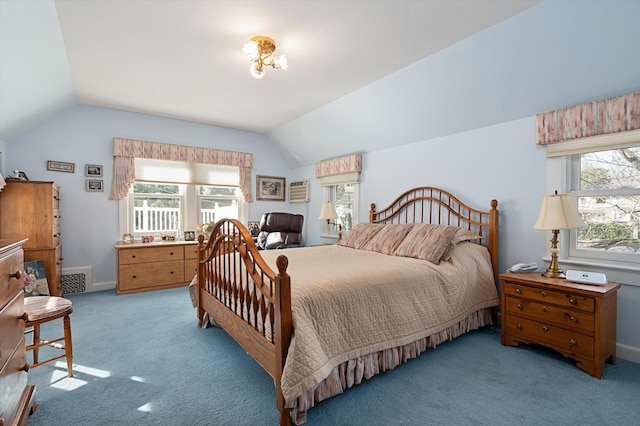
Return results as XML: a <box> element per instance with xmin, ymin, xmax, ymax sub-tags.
<box><xmin>500</xmin><ymin>272</ymin><xmax>620</xmax><ymax>379</ymax></box>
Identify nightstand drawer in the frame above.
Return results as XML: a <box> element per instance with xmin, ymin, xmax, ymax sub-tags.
<box><xmin>502</xmin><ymin>281</ymin><xmax>594</xmax><ymax>313</ymax></box>
<box><xmin>504</xmin><ymin>297</ymin><xmax>594</xmax><ymax>334</ymax></box>
<box><xmin>505</xmin><ymin>315</ymin><xmax>594</xmax><ymax>358</ymax></box>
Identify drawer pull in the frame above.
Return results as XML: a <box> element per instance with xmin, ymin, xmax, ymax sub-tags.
<box><xmin>516</xmin><ymin>323</ymin><xmax>522</xmax><ymax>330</ymax></box>
<box><xmin>132</xmin><ymin>255</ymin><xmax>136</xmax><ymax>258</ymax></box>
<box><xmin>540</xmin><ymin>291</ymin><xmax>546</xmax><ymax>297</ymax></box>
<box><xmin>569</xmin><ymin>339</ymin><xmax>576</xmax><ymax>345</ymax></box>
<box><xmin>542</xmin><ymin>306</ymin><xmax>547</xmax><ymax>312</ymax></box>
<box><xmin>132</xmin><ymin>275</ymin><xmax>137</xmax><ymax>279</ymax></box>
<box><xmin>54</xmin><ymin>196</ymin><xmax>60</xmax><ymax>200</ymax></box>
<box><xmin>10</xmin><ymin>270</ymin><xmax>23</xmax><ymax>280</ymax></box>
<box><xmin>569</xmin><ymin>298</ymin><xmax>576</xmax><ymax>305</ymax></box>
<box><xmin>170</xmin><ymin>271</ymin><xmax>174</xmax><ymax>274</ymax></box>
<box><xmin>542</xmin><ymin>326</ymin><xmax>548</xmax><ymax>332</ymax></box>
<box><xmin>517</xmin><ymin>303</ymin><xmax>523</xmax><ymax>310</ymax></box>
<box><xmin>570</xmin><ymin>316</ymin><xmax>577</xmax><ymax>323</ymax></box>
<box><xmin>54</xmin><ymin>232</ymin><xmax>62</xmax><ymax>237</ymax></box>
<box><xmin>170</xmin><ymin>252</ymin><xmax>174</xmax><ymax>255</ymax></box>
<box><xmin>515</xmin><ymin>288</ymin><xmax>521</xmax><ymax>294</ymax></box>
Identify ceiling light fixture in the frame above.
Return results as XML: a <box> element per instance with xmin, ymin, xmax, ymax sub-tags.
<box><xmin>242</xmin><ymin>35</ymin><xmax>288</xmax><ymax>79</ymax></box>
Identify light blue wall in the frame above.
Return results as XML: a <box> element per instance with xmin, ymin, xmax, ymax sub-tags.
<box><xmin>4</xmin><ymin>105</ymin><xmax>291</xmax><ymax>285</ymax></box>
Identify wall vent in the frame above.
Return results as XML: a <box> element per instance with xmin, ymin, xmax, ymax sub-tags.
<box><xmin>289</xmin><ymin>180</ymin><xmax>310</xmax><ymax>202</ymax></box>
<box><xmin>62</xmin><ymin>266</ymin><xmax>93</xmax><ymax>294</ymax></box>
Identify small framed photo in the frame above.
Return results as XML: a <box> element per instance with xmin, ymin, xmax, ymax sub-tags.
<box><xmin>248</xmin><ymin>221</ymin><xmax>260</xmax><ymax>237</ymax></box>
<box><xmin>184</xmin><ymin>231</ymin><xmax>196</xmax><ymax>241</ymax></box>
<box><xmin>47</xmin><ymin>160</ymin><xmax>75</xmax><ymax>173</ymax></box>
<box><xmin>85</xmin><ymin>164</ymin><xmax>103</xmax><ymax>177</ymax></box>
<box><xmin>86</xmin><ymin>179</ymin><xmax>103</xmax><ymax>192</ymax></box>
<box><xmin>256</xmin><ymin>175</ymin><xmax>286</xmax><ymax>201</ymax></box>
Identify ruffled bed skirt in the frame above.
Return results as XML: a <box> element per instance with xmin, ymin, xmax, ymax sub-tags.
<box><xmin>287</xmin><ymin>308</ymin><xmax>494</xmax><ymax>425</ymax></box>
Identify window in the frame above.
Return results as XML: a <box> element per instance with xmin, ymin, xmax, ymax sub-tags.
<box><xmin>568</xmin><ymin>146</ymin><xmax>640</xmax><ymax>265</ymax></box>
<box><xmin>198</xmin><ymin>185</ymin><xmax>241</xmax><ymax>224</ymax></box>
<box><xmin>323</xmin><ymin>183</ymin><xmax>358</xmax><ymax>237</ymax></box>
<box><xmin>119</xmin><ymin>159</ymin><xmax>245</xmax><ymax>237</ymax></box>
<box><xmin>132</xmin><ymin>183</ymin><xmax>183</xmax><ymax>233</ymax></box>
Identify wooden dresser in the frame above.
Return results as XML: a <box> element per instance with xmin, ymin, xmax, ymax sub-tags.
<box><xmin>500</xmin><ymin>272</ymin><xmax>620</xmax><ymax>379</ymax></box>
<box><xmin>0</xmin><ymin>181</ymin><xmax>63</xmax><ymax>296</ymax></box>
<box><xmin>115</xmin><ymin>241</ymin><xmax>199</xmax><ymax>295</ymax></box>
<box><xmin>0</xmin><ymin>238</ymin><xmax>37</xmax><ymax>425</ymax></box>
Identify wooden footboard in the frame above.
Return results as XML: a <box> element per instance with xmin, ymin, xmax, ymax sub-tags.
<box><xmin>197</xmin><ymin>219</ymin><xmax>292</xmax><ymax>425</ymax></box>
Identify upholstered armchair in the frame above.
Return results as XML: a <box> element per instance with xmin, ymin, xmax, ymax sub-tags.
<box><xmin>256</xmin><ymin>212</ymin><xmax>304</xmax><ymax>249</ymax></box>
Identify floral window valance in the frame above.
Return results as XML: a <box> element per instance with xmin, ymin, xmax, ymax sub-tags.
<box><xmin>536</xmin><ymin>92</ymin><xmax>639</xmax><ymax>146</ymax></box>
<box><xmin>315</xmin><ymin>153</ymin><xmax>362</xmax><ymax>178</ymax></box>
<box><xmin>108</xmin><ymin>137</ymin><xmax>253</xmax><ymax>202</ymax></box>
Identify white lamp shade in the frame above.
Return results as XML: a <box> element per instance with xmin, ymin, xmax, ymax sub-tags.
<box><xmin>0</xmin><ymin>173</ymin><xmax>5</xmax><ymax>192</ymax></box>
<box><xmin>533</xmin><ymin>192</ymin><xmax>586</xmax><ymax>230</ymax></box>
<box><xmin>318</xmin><ymin>201</ymin><xmax>338</xmax><ymax>220</ymax></box>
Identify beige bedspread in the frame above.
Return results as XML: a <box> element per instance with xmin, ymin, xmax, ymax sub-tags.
<box><xmin>258</xmin><ymin>242</ymin><xmax>499</xmax><ymax>402</ymax></box>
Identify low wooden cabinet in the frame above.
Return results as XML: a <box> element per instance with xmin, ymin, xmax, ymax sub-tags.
<box><xmin>0</xmin><ymin>238</ymin><xmax>36</xmax><ymax>425</ymax></box>
<box><xmin>0</xmin><ymin>181</ymin><xmax>63</xmax><ymax>296</ymax></box>
<box><xmin>115</xmin><ymin>241</ymin><xmax>199</xmax><ymax>295</ymax></box>
<box><xmin>500</xmin><ymin>272</ymin><xmax>620</xmax><ymax>379</ymax></box>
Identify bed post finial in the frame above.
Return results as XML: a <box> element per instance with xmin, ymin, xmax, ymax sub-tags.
<box><xmin>369</xmin><ymin>203</ymin><xmax>376</xmax><ymax>223</ymax></box>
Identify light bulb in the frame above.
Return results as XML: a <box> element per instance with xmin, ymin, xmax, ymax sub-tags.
<box><xmin>273</xmin><ymin>54</ymin><xmax>288</xmax><ymax>70</ymax></box>
<box><xmin>242</xmin><ymin>41</ymin><xmax>259</xmax><ymax>60</ymax></box>
<box><xmin>250</xmin><ymin>62</ymin><xmax>265</xmax><ymax>79</ymax></box>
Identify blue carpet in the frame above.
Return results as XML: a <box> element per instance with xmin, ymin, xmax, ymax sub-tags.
<box><xmin>25</xmin><ymin>288</ymin><xmax>640</xmax><ymax>425</ymax></box>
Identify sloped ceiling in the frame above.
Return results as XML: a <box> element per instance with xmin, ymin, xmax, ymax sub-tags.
<box><xmin>0</xmin><ymin>0</ymin><xmax>539</xmax><ymax>148</ymax></box>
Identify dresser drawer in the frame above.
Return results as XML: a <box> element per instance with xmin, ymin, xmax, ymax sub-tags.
<box><xmin>118</xmin><ymin>246</ymin><xmax>184</xmax><ymax>265</ymax></box>
<box><xmin>504</xmin><ymin>297</ymin><xmax>594</xmax><ymax>334</ymax></box>
<box><xmin>0</xmin><ymin>292</ymin><xmax>25</xmax><ymax>370</ymax></box>
<box><xmin>505</xmin><ymin>315</ymin><xmax>594</xmax><ymax>358</ymax></box>
<box><xmin>118</xmin><ymin>260</ymin><xmax>185</xmax><ymax>290</ymax></box>
<box><xmin>0</xmin><ymin>336</ymin><xmax>28</xmax><ymax>422</ymax></box>
<box><xmin>502</xmin><ymin>281</ymin><xmax>594</xmax><ymax>313</ymax></box>
<box><xmin>0</xmin><ymin>249</ymin><xmax>24</xmax><ymax>308</ymax></box>
<box><xmin>184</xmin><ymin>244</ymin><xmax>199</xmax><ymax>260</ymax></box>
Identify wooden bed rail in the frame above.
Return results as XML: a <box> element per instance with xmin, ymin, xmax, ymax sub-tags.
<box><xmin>369</xmin><ymin>186</ymin><xmax>500</xmax><ymax>284</ymax></box>
<box><xmin>197</xmin><ymin>219</ymin><xmax>293</xmax><ymax>424</ymax></box>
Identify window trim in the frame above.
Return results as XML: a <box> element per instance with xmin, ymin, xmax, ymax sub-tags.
<box><xmin>119</xmin><ymin>182</ymin><xmax>246</xmax><ymax>238</ymax></box>
<box><xmin>321</xmin><ymin>183</ymin><xmax>359</xmax><ymax>239</ymax></box>
<box><xmin>546</xmin><ymin>138</ymin><xmax>640</xmax><ymax>286</ymax></box>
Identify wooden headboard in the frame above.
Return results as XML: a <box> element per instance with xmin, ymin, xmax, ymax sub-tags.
<box><xmin>369</xmin><ymin>186</ymin><xmax>499</xmax><ymax>282</ymax></box>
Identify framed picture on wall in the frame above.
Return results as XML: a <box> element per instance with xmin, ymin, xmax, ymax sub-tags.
<box><xmin>47</xmin><ymin>160</ymin><xmax>75</xmax><ymax>173</ymax></box>
<box><xmin>85</xmin><ymin>164</ymin><xmax>103</xmax><ymax>177</ymax></box>
<box><xmin>256</xmin><ymin>175</ymin><xmax>286</xmax><ymax>201</ymax></box>
<box><xmin>86</xmin><ymin>179</ymin><xmax>103</xmax><ymax>192</ymax></box>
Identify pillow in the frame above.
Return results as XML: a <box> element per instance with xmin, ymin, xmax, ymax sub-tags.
<box><xmin>23</xmin><ymin>260</ymin><xmax>50</xmax><ymax>296</ymax></box>
<box><xmin>337</xmin><ymin>223</ymin><xmax>384</xmax><ymax>249</ymax></box>
<box><xmin>393</xmin><ymin>224</ymin><xmax>460</xmax><ymax>265</ymax></box>
<box><xmin>360</xmin><ymin>224</ymin><xmax>414</xmax><ymax>255</ymax></box>
<box><xmin>452</xmin><ymin>228</ymin><xmax>483</xmax><ymax>244</ymax></box>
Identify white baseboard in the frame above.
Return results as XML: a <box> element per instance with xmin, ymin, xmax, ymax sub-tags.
<box><xmin>617</xmin><ymin>343</ymin><xmax>640</xmax><ymax>364</ymax></box>
<box><xmin>89</xmin><ymin>281</ymin><xmax>116</xmax><ymax>292</ymax></box>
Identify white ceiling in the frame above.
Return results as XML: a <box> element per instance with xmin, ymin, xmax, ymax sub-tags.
<box><xmin>51</xmin><ymin>0</ymin><xmax>539</xmax><ymax>134</ymax></box>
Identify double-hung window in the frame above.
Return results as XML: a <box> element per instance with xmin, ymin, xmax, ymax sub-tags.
<box><xmin>569</xmin><ymin>146</ymin><xmax>640</xmax><ymax>264</ymax></box>
<box><xmin>547</xmin><ymin>130</ymin><xmax>640</xmax><ymax>269</ymax></box>
<box><xmin>321</xmin><ymin>182</ymin><xmax>359</xmax><ymax>238</ymax></box>
<box><xmin>120</xmin><ymin>159</ymin><xmax>245</xmax><ymax>237</ymax></box>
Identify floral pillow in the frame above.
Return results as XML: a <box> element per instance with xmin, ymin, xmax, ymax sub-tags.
<box><xmin>23</xmin><ymin>260</ymin><xmax>50</xmax><ymax>297</ymax></box>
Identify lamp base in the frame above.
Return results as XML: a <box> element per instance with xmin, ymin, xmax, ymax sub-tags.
<box><xmin>541</xmin><ymin>268</ymin><xmax>566</xmax><ymax>279</ymax></box>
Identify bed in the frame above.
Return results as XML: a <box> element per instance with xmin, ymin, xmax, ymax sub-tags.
<box><xmin>196</xmin><ymin>186</ymin><xmax>499</xmax><ymax>425</ymax></box>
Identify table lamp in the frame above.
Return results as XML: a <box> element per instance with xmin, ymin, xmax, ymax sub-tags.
<box><xmin>533</xmin><ymin>190</ymin><xmax>586</xmax><ymax>278</ymax></box>
<box><xmin>319</xmin><ymin>201</ymin><xmax>342</xmax><ymax>240</ymax></box>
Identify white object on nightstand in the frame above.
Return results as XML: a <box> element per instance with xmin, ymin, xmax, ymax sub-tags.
<box><xmin>566</xmin><ymin>270</ymin><xmax>608</xmax><ymax>285</ymax></box>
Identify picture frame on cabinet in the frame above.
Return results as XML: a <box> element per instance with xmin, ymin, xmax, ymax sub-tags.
<box><xmin>47</xmin><ymin>160</ymin><xmax>75</xmax><ymax>173</ymax></box>
<box><xmin>85</xmin><ymin>164</ymin><xmax>103</xmax><ymax>177</ymax></box>
<box><xmin>86</xmin><ymin>179</ymin><xmax>103</xmax><ymax>192</ymax></box>
<box><xmin>256</xmin><ymin>175</ymin><xmax>286</xmax><ymax>201</ymax></box>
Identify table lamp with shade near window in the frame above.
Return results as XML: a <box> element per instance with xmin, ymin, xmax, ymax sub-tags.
<box><xmin>533</xmin><ymin>190</ymin><xmax>586</xmax><ymax>279</ymax></box>
<box><xmin>319</xmin><ymin>201</ymin><xmax>342</xmax><ymax>240</ymax></box>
